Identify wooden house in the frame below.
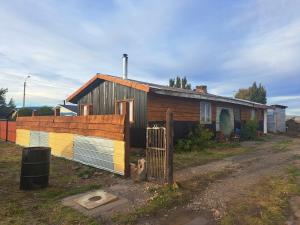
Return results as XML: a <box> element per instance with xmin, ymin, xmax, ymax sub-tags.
<box><xmin>67</xmin><ymin>73</ymin><xmax>269</xmax><ymax>147</ymax></box>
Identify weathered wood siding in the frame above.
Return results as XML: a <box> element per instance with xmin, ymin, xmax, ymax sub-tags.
<box><xmin>77</xmin><ymin>80</ymin><xmax>147</xmax><ymax>129</ymax></box>
<box><xmin>148</xmin><ymin>93</ymin><xmax>199</xmax><ymax>122</ymax></box>
<box><xmin>147</xmin><ymin>93</ymin><xmax>265</xmax><ymax>138</ymax></box>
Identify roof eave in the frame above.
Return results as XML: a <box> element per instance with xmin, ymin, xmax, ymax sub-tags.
<box><xmin>66</xmin><ymin>73</ymin><xmax>150</xmax><ymax>103</ymax></box>
<box><xmin>150</xmin><ymin>88</ymin><xmax>269</xmax><ymax>109</ymax></box>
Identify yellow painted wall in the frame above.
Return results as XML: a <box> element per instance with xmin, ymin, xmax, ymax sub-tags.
<box><xmin>16</xmin><ymin>129</ymin><xmax>30</xmax><ymax>147</ymax></box>
<box><xmin>48</xmin><ymin>132</ymin><xmax>74</xmax><ymax>159</ymax></box>
<box><xmin>113</xmin><ymin>140</ymin><xmax>125</xmax><ymax>174</ymax></box>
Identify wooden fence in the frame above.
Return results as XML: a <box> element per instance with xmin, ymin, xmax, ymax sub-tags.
<box><xmin>17</xmin><ymin>115</ymin><xmax>125</xmax><ymax>141</ymax></box>
<box><xmin>16</xmin><ymin>113</ymin><xmax>130</xmax><ymax>176</ymax></box>
<box><xmin>0</xmin><ymin>120</ymin><xmax>16</xmax><ymax>143</ymax></box>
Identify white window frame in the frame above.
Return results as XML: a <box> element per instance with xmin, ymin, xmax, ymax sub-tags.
<box><xmin>200</xmin><ymin>101</ymin><xmax>212</xmax><ymax>124</ymax></box>
<box><xmin>251</xmin><ymin>109</ymin><xmax>256</xmax><ymax>120</ymax></box>
<box><xmin>115</xmin><ymin>99</ymin><xmax>134</xmax><ymax>123</ymax></box>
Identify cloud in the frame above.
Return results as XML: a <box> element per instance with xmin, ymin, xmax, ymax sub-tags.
<box><xmin>222</xmin><ymin>20</ymin><xmax>300</xmax><ymax>77</ymax></box>
<box><xmin>0</xmin><ymin>0</ymin><xmax>299</xmax><ymax>115</ymax></box>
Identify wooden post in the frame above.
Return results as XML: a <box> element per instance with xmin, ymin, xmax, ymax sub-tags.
<box><xmin>5</xmin><ymin>119</ymin><xmax>8</xmax><ymax>142</ymax></box>
<box><xmin>54</xmin><ymin>108</ymin><xmax>60</xmax><ymax>116</ymax></box>
<box><xmin>32</xmin><ymin>110</ymin><xmax>37</xmax><ymax>117</ymax></box>
<box><xmin>124</xmin><ymin>102</ymin><xmax>131</xmax><ymax>177</ymax></box>
<box><xmin>166</xmin><ymin>108</ymin><xmax>174</xmax><ymax>185</ymax></box>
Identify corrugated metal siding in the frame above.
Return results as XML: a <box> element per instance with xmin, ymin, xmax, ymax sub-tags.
<box><xmin>78</xmin><ymin>80</ymin><xmax>147</xmax><ymax>128</ymax></box>
<box><xmin>30</xmin><ymin>131</ymin><xmax>49</xmax><ymax>147</ymax></box>
<box><xmin>275</xmin><ymin>108</ymin><xmax>286</xmax><ymax>132</ymax></box>
<box><xmin>267</xmin><ymin>111</ymin><xmax>275</xmax><ymax>132</ymax></box>
<box><xmin>16</xmin><ymin>129</ymin><xmax>30</xmax><ymax>147</ymax></box>
<box><xmin>267</xmin><ymin>108</ymin><xmax>286</xmax><ymax>133</ymax></box>
<box><xmin>48</xmin><ymin>132</ymin><xmax>74</xmax><ymax>159</ymax></box>
<box><xmin>73</xmin><ymin>135</ymin><xmax>116</xmax><ymax>173</ymax></box>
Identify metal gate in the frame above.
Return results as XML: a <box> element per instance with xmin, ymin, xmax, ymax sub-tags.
<box><xmin>146</xmin><ymin>126</ymin><xmax>167</xmax><ymax>183</ymax></box>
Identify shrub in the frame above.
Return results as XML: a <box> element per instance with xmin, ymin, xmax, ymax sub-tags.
<box><xmin>175</xmin><ymin>125</ymin><xmax>214</xmax><ymax>152</ymax></box>
<box><xmin>241</xmin><ymin>120</ymin><xmax>258</xmax><ymax>140</ymax></box>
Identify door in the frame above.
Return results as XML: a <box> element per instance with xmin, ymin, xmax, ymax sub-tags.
<box><xmin>220</xmin><ymin>109</ymin><xmax>232</xmax><ymax>136</ymax></box>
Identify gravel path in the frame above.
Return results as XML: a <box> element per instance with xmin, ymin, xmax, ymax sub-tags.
<box><xmin>157</xmin><ymin>134</ymin><xmax>300</xmax><ymax>225</ymax></box>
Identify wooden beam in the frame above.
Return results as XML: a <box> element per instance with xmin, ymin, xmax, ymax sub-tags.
<box><xmin>124</xmin><ymin>102</ymin><xmax>131</xmax><ymax>177</ymax></box>
<box><xmin>166</xmin><ymin>108</ymin><xmax>174</xmax><ymax>185</ymax></box>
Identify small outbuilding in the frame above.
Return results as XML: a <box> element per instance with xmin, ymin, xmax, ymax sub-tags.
<box><xmin>54</xmin><ymin>103</ymin><xmax>78</xmax><ymax>116</ymax></box>
<box><xmin>267</xmin><ymin>104</ymin><xmax>287</xmax><ymax>133</ymax></box>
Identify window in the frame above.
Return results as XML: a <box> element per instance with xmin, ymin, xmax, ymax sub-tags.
<box><xmin>251</xmin><ymin>109</ymin><xmax>256</xmax><ymax>120</ymax></box>
<box><xmin>117</xmin><ymin>102</ymin><xmax>123</xmax><ymax>115</ymax></box>
<box><xmin>129</xmin><ymin>100</ymin><xmax>134</xmax><ymax>122</ymax></box>
<box><xmin>80</xmin><ymin>104</ymin><xmax>93</xmax><ymax>116</ymax></box>
<box><xmin>200</xmin><ymin>101</ymin><xmax>211</xmax><ymax>124</ymax></box>
<box><xmin>115</xmin><ymin>100</ymin><xmax>134</xmax><ymax>123</ymax></box>
<box><xmin>234</xmin><ymin>108</ymin><xmax>240</xmax><ymax>121</ymax></box>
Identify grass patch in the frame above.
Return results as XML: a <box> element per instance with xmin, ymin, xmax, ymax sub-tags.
<box><xmin>0</xmin><ymin>142</ymin><xmax>117</xmax><ymax>225</ymax></box>
<box><xmin>273</xmin><ymin>139</ymin><xmax>293</xmax><ymax>152</ymax></box>
<box><xmin>221</xmin><ymin>165</ymin><xmax>300</xmax><ymax>225</ymax></box>
<box><xmin>113</xmin><ymin>169</ymin><xmax>233</xmax><ymax>224</ymax></box>
<box><xmin>174</xmin><ymin>146</ymin><xmax>249</xmax><ymax>170</ymax></box>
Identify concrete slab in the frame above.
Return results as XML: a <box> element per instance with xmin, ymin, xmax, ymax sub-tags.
<box><xmin>75</xmin><ymin>190</ymin><xmax>118</xmax><ymax>209</ymax></box>
<box><xmin>62</xmin><ymin>190</ymin><xmax>131</xmax><ymax>218</ymax></box>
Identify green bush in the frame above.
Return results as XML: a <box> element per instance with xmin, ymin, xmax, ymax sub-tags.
<box><xmin>175</xmin><ymin>125</ymin><xmax>214</xmax><ymax>152</ymax></box>
<box><xmin>241</xmin><ymin>120</ymin><xmax>258</xmax><ymax>140</ymax></box>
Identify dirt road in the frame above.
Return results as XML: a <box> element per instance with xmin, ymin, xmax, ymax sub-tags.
<box><xmin>142</xmin><ymin>134</ymin><xmax>300</xmax><ymax>225</ymax></box>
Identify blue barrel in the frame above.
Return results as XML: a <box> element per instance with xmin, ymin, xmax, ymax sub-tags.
<box><xmin>20</xmin><ymin>147</ymin><xmax>51</xmax><ymax>190</ymax></box>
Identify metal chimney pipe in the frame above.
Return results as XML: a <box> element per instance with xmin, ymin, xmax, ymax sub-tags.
<box><xmin>122</xmin><ymin>54</ymin><xmax>128</xmax><ymax>79</ymax></box>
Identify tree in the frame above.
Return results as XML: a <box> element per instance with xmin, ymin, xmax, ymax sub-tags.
<box><xmin>18</xmin><ymin>108</ymin><xmax>33</xmax><ymax>117</ymax></box>
<box><xmin>37</xmin><ymin>106</ymin><xmax>54</xmax><ymax>116</ymax></box>
<box><xmin>175</xmin><ymin>76</ymin><xmax>181</xmax><ymax>88</ymax></box>
<box><xmin>235</xmin><ymin>82</ymin><xmax>267</xmax><ymax>104</ymax></box>
<box><xmin>0</xmin><ymin>88</ymin><xmax>16</xmax><ymax>119</ymax></box>
<box><xmin>0</xmin><ymin>88</ymin><xmax>8</xmax><ymax>106</ymax></box>
<box><xmin>169</xmin><ymin>76</ymin><xmax>192</xmax><ymax>90</ymax></box>
<box><xmin>8</xmin><ymin>98</ymin><xmax>16</xmax><ymax>109</ymax></box>
<box><xmin>169</xmin><ymin>78</ymin><xmax>175</xmax><ymax>87</ymax></box>
<box><xmin>235</xmin><ymin>88</ymin><xmax>250</xmax><ymax>100</ymax></box>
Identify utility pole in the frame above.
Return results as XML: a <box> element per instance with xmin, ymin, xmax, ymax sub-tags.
<box><xmin>23</xmin><ymin>75</ymin><xmax>30</xmax><ymax>107</ymax></box>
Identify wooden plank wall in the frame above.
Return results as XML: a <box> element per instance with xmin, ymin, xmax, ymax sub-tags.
<box><xmin>148</xmin><ymin>93</ymin><xmax>265</xmax><ymax>124</ymax></box>
<box><xmin>16</xmin><ymin>115</ymin><xmax>125</xmax><ymax>141</ymax></box>
<box><xmin>78</xmin><ymin>80</ymin><xmax>147</xmax><ymax>129</ymax></box>
<box><xmin>148</xmin><ymin>93</ymin><xmax>199</xmax><ymax>122</ymax></box>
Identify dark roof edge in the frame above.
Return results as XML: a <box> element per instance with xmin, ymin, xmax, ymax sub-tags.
<box><xmin>270</xmin><ymin>104</ymin><xmax>288</xmax><ymax>109</ymax></box>
<box><xmin>151</xmin><ymin>88</ymin><xmax>269</xmax><ymax>109</ymax></box>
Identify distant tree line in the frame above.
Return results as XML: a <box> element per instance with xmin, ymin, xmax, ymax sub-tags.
<box><xmin>169</xmin><ymin>76</ymin><xmax>191</xmax><ymax>90</ymax></box>
<box><xmin>235</xmin><ymin>82</ymin><xmax>267</xmax><ymax>104</ymax></box>
<box><xmin>18</xmin><ymin>106</ymin><xmax>54</xmax><ymax>117</ymax></box>
<box><xmin>0</xmin><ymin>87</ymin><xmax>54</xmax><ymax>118</ymax></box>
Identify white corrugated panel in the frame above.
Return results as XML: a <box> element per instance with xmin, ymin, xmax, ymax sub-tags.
<box><xmin>30</xmin><ymin>131</ymin><xmax>49</xmax><ymax>147</ymax></box>
<box><xmin>73</xmin><ymin>135</ymin><xmax>114</xmax><ymax>172</ymax></box>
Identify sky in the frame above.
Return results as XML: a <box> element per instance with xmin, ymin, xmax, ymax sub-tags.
<box><xmin>0</xmin><ymin>0</ymin><xmax>299</xmax><ymax>115</ymax></box>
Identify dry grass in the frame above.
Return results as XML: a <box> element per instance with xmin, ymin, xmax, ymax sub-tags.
<box><xmin>273</xmin><ymin>139</ymin><xmax>293</xmax><ymax>152</ymax></box>
<box><xmin>174</xmin><ymin>144</ymin><xmax>250</xmax><ymax>170</ymax></box>
<box><xmin>221</xmin><ymin>165</ymin><xmax>300</xmax><ymax>225</ymax></box>
<box><xmin>0</xmin><ymin>142</ymin><xmax>118</xmax><ymax>225</ymax></box>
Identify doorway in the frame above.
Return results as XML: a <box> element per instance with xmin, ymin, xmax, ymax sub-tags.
<box><xmin>220</xmin><ymin>109</ymin><xmax>233</xmax><ymax>136</ymax></box>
